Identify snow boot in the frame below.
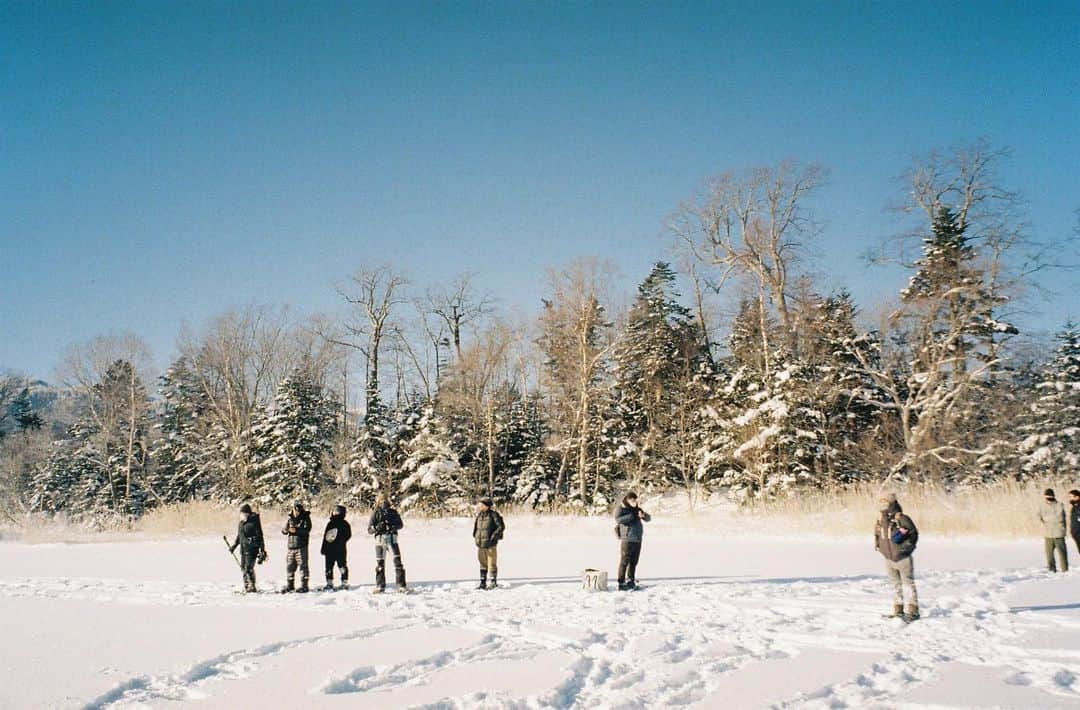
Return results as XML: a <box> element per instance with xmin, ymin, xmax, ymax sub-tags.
<box><xmin>280</xmin><ymin>581</ymin><xmax>295</xmax><ymax>594</ymax></box>
<box><xmin>488</xmin><ymin>574</ymin><xmax>497</xmax><ymax>589</ymax></box>
<box><xmin>297</xmin><ymin>580</ymin><xmax>309</xmax><ymax>593</ymax></box>
<box><xmin>477</xmin><ymin>570</ymin><xmax>488</xmax><ymax>590</ymax></box>
<box><xmin>885</xmin><ymin>603</ymin><xmax>904</xmax><ymax>619</ymax></box>
<box><xmin>323</xmin><ymin>582</ymin><xmax>335</xmax><ymax>592</ymax></box>
<box><xmin>903</xmin><ymin>604</ymin><xmax>920</xmax><ymax>623</ymax></box>
<box><xmin>372</xmin><ymin>586</ymin><xmax>385</xmax><ymax>594</ymax></box>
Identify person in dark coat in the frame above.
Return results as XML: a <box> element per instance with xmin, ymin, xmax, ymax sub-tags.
<box><xmin>875</xmin><ymin>492</ymin><xmax>920</xmax><ymax>621</ymax></box>
<box><xmin>281</xmin><ymin>501</ymin><xmax>312</xmax><ymax>593</ymax></box>
<box><xmin>228</xmin><ymin>503</ymin><xmax>267</xmax><ymax>593</ymax></box>
<box><xmin>614</xmin><ymin>492</ymin><xmax>651</xmax><ymax>590</ymax></box>
<box><xmin>367</xmin><ymin>493</ymin><xmax>406</xmax><ymax>592</ymax></box>
<box><xmin>320</xmin><ymin>504</ymin><xmax>352</xmax><ymax>590</ymax></box>
<box><xmin>472</xmin><ymin>497</ymin><xmax>506</xmax><ymax>590</ymax></box>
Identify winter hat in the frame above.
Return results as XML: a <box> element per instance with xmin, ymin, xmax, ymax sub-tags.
<box><xmin>479</xmin><ymin>497</ymin><xmax>493</xmax><ymax>507</ymax></box>
<box><xmin>239</xmin><ymin>503</ymin><xmax>252</xmax><ymax>514</ymax></box>
<box><xmin>1044</xmin><ymin>488</ymin><xmax>1056</xmax><ymax>499</ymax></box>
<box><xmin>1069</xmin><ymin>490</ymin><xmax>1080</xmax><ymax>497</ymax></box>
<box><xmin>625</xmin><ymin>491</ymin><xmax>639</xmax><ymax>502</ymax></box>
<box><xmin>333</xmin><ymin>504</ymin><xmax>346</xmax><ymax>517</ymax></box>
<box><xmin>293</xmin><ymin>500</ymin><xmax>305</xmax><ymax>512</ymax></box>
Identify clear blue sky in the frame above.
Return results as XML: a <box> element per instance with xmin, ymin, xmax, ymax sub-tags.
<box><xmin>2</xmin><ymin>1</ymin><xmax>1078</xmax><ymax>378</ymax></box>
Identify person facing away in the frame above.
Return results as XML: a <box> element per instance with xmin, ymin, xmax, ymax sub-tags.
<box><xmin>614</xmin><ymin>492</ymin><xmax>651</xmax><ymax>591</ymax></box>
<box><xmin>472</xmin><ymin>497</ymin><xmax>506</xmax><ymax>590</ymax></box>
<box><xmin>281</xmin><ymin>501</ymin><xmax>313</xmax><ymax>593</ymax></box>
<box><xmin>1069</xmin><ymin>489</ymin><xmax>1080</xmax><ymax>556</ymax></box>
<box><xmin>1038</xmin><ymin>488</ymin><xmax>1068</xmax><ymax>573</ymax></box>
<box><xmin>320</xmin><ymin>504</ymin><xmax>352</xmax><ymax>591</ymax></box>
<box><xmin>229</xmin><ymin>503</ymin><xmax>267</xmax><ymax>593</ymax></box>
<box><xmin>874</xmin><ymin>492</ymin><xmax>920</xmax><ymax>622</ymax></box>
<box><xmin>367</xmin><ymin>493</ymin><xmax>406</xmax><ymax>592</ymax></box>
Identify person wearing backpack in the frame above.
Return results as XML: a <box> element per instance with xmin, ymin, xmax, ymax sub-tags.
<box><xmin>874</xmin><ymin>492</ymin><xmax>920</xmax><ymax>622</ymax></box>
<box><xmin>473</xmin><ymin>497</ymin><xmax>506</xmax><ymax>590</ymax></box>
<box><xmin>320</xmin><ymin>504</ymin><xmax>352</xmax><ymax>590</ymax></box>
<box><xmin>614</xmin><ymin>492</ymin><xmax>651</xmax><ymax>591</ymax></box>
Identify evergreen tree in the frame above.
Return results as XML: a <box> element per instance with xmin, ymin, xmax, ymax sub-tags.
<box><xmin>149</xmin><ymin>358</ymin><xmax>212</xmax><ymax>503</ymax></box>
<box><xmin>398</xmin><ymin>404</ymin><xmax>465</xmax><ymax>512</ymax></box>
<box><xmin>11</xmin><ymin>388</ymin><xmax>43</xmax><ymax>433</ymax></box>
<box><xmin>1019</xmin><ymin>323</ymin><xmax>1080</xmax><ymax>478</ymax></box>
<box><xmin>249</xmin><ymin>369</ymin><xmax>339</xmax><ymax>504</ymax></box>
<box><xmin>610</xmin><ymin>263</ymin><xmax>706</xmax><ymax>493</ymax></box>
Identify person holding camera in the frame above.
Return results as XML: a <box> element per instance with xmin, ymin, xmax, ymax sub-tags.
<box><xmin>615</xmin><ymin>492</ymin><xmax>651</xmax><ymax>591</ymax></box>
<box><xmin>229</xmin><ymin>503</ymin><xmax>267</xmax><ymax>593</ymax></box>
<box><xmin>368</xmin><ymin>493</ymin><xmax>407</xmax><ymax>593</ymax></box>
<box><xmin>281</xmin><ymin>501</ymin><xmax>312</xmax><ymax>593</ymax></box>
<box><xmin>473</xmin><ymin>497</ymin><xmax>505</xmax><ymax>590</ymax></box>
<box><xmin>875</xmin><ymin>492</ymin><xmax>920</xmax><ymax>622</ymax></box>
<box><xmin>321</xmin><ymin>504</ymin><xmax>352</xmax><ymax>590</ymax></box>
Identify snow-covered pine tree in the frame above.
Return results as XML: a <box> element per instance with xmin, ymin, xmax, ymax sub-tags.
<box><xmin>807</xmin><ymin>291</ymin><xmax>885</xmax><ymax>484</ymax></box>
<box><xmin>149</xmin><ymin>357</ymin><xmax>212</xmax><ymax>504</ymax></box>
<box><xmin>886</xmin><ymin>206</ymin><xmax>1019</xmax><ymax>480</ymax></box>
<box><xmin>1019</xmin><ymin>323</ymin><xmax>1080</xmax><ymax>478</ymax></box>
<box><xmin>610</xmin><ymin>262</ymin><xmax>706</xmax><ymax>493</ymax></box>
<box><xmin>398</xmin><ymin>403</ymin><xmax>465</xmax><ymax>513</ymax></box>
<box><xmin>249</xmin><ymin>369</ymin><xmax>339</xmax><ymax>504</ymax></box>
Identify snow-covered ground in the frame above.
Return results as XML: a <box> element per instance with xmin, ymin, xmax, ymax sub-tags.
<box><xmin>2</xmin><ymin>514</ymin><xmax>1079</xmax><ymax>709</ymax></box>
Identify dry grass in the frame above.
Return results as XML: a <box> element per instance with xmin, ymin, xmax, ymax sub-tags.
<box><xmin>739</xmin><ymin>479</ymin><xmax>1077</xmax><ymax>539</ymax></box>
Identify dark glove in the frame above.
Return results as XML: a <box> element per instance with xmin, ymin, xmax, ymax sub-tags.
<box><xmin>257</xmin><ymin>549</ymin><xmax>268</xmax><ymax>564</ymax></box>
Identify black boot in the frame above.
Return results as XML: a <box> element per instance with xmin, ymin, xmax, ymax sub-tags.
<box><xmin>341</xmin><ymin>567</ymin><xmax>349</xmax><ymax>590</ymax></box>
<box><xmin>375</xmin><ymin>561</ymin><xmax>386</xmax><ymax>592</ymax></box>
<box><xmin>323</xmin><ymin>576</ymin><xmax>334</xmax><ymax>591</ymax></box>
<box><xmin>395</xmin><ymin>561</ymin><xmax>407</xmax><ymax>591</ymax></box>
<box><xmin>297</xmin><ymin>578</ymin><xmax>309</xmax><ymax>593</ymax></box>
<box><xmin>488</xmin><ymin>573</ymin><xmax>497</xmax><ymax>589</ymax></box>
<box><xmin>280</xmin><ymin>579</ymin><xmax>295</xmax><ymax>594</ymax></box>
<box><xmin>477</xmin><ymin>570</ymin><xmax>488</xmax><ymax>590</ymax></box>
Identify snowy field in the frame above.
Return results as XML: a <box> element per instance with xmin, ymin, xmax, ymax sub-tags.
<box><xmin>2</xmin><ymin>515</ymin><xmax>1079</xmax><ymax>709</ymax></box>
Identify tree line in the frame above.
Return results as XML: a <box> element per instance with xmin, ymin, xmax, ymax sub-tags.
<box><xmin>1</xmin><ymin>142</ymin><xmax>1077</xmax><ymax>525</ymax></box>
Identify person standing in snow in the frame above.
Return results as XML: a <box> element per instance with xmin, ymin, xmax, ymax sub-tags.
<box><xmin>1069</xmin><ymin>490</ymin><xmax>1080</xmax><ymax>556</ymax></box>
<box><xmin>368</xmin><ymin>493</ymin><xmax>407</xmax><ymax>592</ymax></box>
<box><xmin>320</xmin><ymin>504</ymin><xmax>352</xmax><ymax>590</ymax></box>
<box><xmin>1038</xmin><ymin>488</ymin><xmax>1068</xmax><ymax>573</ymax></box>
<box><xmin>615</xmin><ymin>492</ymin><xmax>651</xmax><ymax>591</ymax></box>
<box><xmin>229</xmin><ymin>503</ymin><xmax>267</xmax><ymax>593</ymax></box>
<box><xmin>473</xmin><ymin>497</ymin><xmax>505</xmax><ymax>590</ymax></box>
<box><xmin>281</xmin><ymin>501</ymin><xmax>313</xmax><ymax>593</ymax></box>
<box><xmin>874</xmin><ymin>492</ymin><xmax>919</xmax><ymax>622</ymax></box>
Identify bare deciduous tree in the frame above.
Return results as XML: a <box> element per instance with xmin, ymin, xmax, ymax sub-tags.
<box><xmin>670</xmin><ymin>161</ymin><xmax>826</xmax><ymax>365</ymax></box>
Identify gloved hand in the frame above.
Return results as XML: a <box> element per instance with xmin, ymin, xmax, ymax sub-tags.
<box><xmin>257</xmin><ymin>549</ymin><xmax>268</xmax><ymax>564</ymax></box>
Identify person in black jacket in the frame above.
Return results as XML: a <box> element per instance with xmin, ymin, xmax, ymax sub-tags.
<box><xmin>367</xmin><ymin>493</ymin><xmax>406</xmax><ymax>592</ymax></box>
<box><xmin>1070</xmin><ymin>490</ymin><xmax>1080</xmax><ymax>556</ymax></box>
<box><xmin>614</xmin><ymin>492</ymin><xmax>651</xmax><ymax>591</ymax></box>
<box><xmin>281</xmin><ymin>501</ymin><xmax>313</xmax><ymax>593</ymax></box>
<box><xmin>472</xmin><ymin>497</ymin><xmax>506</xmax><ymax>590</ymax></box>
<box><xmin>874</xmin><ymin>492</ymin><xmax>920</xmax><ymax>621</ymax></box>
<box><xmin>321</xmin><ymin>504</ymin><xmax>352</xmax><ymax>590</ymax></box>
<box><xmin>229</xmin><ymin>503</ymin><xmax>267</xmax><ymax>593</ymax></box>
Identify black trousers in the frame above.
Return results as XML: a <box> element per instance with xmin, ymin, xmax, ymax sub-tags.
<box><xmin>324</xmin><ymin>549</ymin><xmax>348</xmax><ymax>582</ymax></box>
<box><xmin>240</xmin><ymin>548</ymin><xmax>258</xmax><ymax>590</ymax></box>
<box><xmin>618</xmin><ymin>541</ymin><xmax>642</xmax><ymax>584</ymax></box>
